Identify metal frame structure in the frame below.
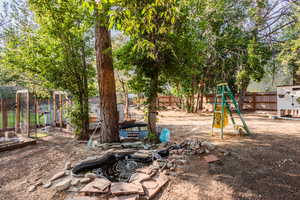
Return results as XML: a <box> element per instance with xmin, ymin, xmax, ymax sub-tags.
<box><xmin>15</xmin><ymin>89</ymin><xmax>38</xmax><ymax>137</ymax></box>
<box><xmin>212</xmin><ymin>83</ymin><xmax>251</xmax><ymax>139</ymax></box>
<box><xmin>53</xmin><ymin>91</ymin><xmax>67</xmax><ymax>130</ymax></box>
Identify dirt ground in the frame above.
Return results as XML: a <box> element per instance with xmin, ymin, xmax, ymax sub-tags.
<box><xmin>1</xmin><ymin>109</ymin><xmax>300</xmax><ymax>200</ymax></box>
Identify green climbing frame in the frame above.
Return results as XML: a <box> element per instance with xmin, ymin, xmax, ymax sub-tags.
<box><xmin>212</xmin><ymin>83</ymin><xmax>251</xmax><ymax>139</ymax></box>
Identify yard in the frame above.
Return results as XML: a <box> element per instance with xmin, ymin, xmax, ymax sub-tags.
<box><xmin>0</xmin><ymin>109</ymin><xmax>299</xmax><ymax>200</ymax></box>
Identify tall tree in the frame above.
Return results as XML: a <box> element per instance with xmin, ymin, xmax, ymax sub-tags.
<box><xmin>91</xmin><ymin>1</ymin><xmax>119</xmax><ymax>143</ymax></box>
<box><xmin>111</xmin><ymin>0</ymin><xmax>180</xmax><ymax>135</ymax></box>
<box><xmin>28</xmin><ymin>0</ymin><xmax>94</xmax><ymax>139</ymax></box>
<box><xmin>2</xmin><ymin>0</ymin><xmax>95</xmax><ymax>139</ymax></box>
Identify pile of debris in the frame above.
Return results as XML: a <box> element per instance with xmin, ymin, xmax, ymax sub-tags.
<box><xmin>36</xmin><ymin>139</ymin><xmax>224</xmax><ymax>200</ymax></box>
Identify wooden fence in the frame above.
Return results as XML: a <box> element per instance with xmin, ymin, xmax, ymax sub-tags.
<box><xmin>157</xmin><ymin>92</ymin><xmax>277</xmax><ymax>111</ymax></box>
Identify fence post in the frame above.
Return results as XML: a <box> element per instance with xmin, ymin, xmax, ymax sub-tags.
<box><xmin>1</xmin><ymin>99</ymin><xmax>8</xmax><ymax>130</ymax></box>
<box><xmin>26</xmin><ymin>91</ymin><xmax>30</xmax><ymax>137</ymax></box>
<box><xmin>15</xmin><ymin>94</ymin><xmax>20</xmax><ymax>133</ymax></box>
<box><xmin>53</xmin><ymin>93</ymin><xmax>56</xmax><ymax>127</ymax></box>
<box><xmin>59</xmin><ymin>94</ymin><xmax>63</xmax><ymax>130</ymax></box>
<box><xmin>253</xmin><ymin>93</ymin><xmax>256</xmax><ymax>111</ymax></box>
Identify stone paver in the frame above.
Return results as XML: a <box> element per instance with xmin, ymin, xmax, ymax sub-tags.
<box><xmin>111</xmin><ymin>182</ymin><xmax>144</xmax><ymax>196</ymax></box>
<box><xmin>142</xmin><ymin>174</ymin><xmax>169</xmax><ymax>199</ymax></box>
<box><xmin>80</xmin><ymin>178</ymin><xmax>111</xmax><ymax>194</ymax></box>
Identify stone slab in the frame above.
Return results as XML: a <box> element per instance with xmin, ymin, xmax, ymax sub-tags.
<box><xmin>54</xmin><ymin>178</ymin><xmax>71</xmax><ymax>191</ymax></box>
<box><xmin>129</xmin><ymin>173</ymin><xmax>151</xmax><ymax>183</ymax></box>
<box><xmin>111</xmin><ymin>182</ymin><xmax>144</xmax><ymax>196</ymax></box>
<box><xmin>142</xmin><ymin>174</ymin><xmax>169</xmax><ymax>199</ymax></box>
<box><xmin>50</xmin><ymin>171</ymin><xmax>66</xmax><ymax>182</ymax></box>
<box><xmin>80</xmin><ymin>178</ymin><xmax>111</xmax><ymax>194</ymax></box>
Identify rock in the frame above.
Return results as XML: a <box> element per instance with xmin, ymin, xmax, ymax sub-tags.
<box><xmin>20</xmin><ymin>180</ymin><xmax>28</xmax><ymax>185</ymax></box>
<box><xmin>136</xmin><ymin>167</ymin><xmax>152</xmax><ymax>175</ymax></box>
<box><xmin>92</xmin><ymin>178</ymin><xmax>111</xmax><ymax>191</ymax></box>
<box><xmin>201</xmin><ymin>141</ymin><xmax>216</xmax><ymax>151</ymax></box>
<box><xmin>203</xmin><ymin>155</ymin><xmax>220</xmax><ymax>163</ymax></box>
<box><xmin>143</xmin><ymin>180</ymin><xmax>159</xmax><ymax>189</ymax></box>
<box><xmin>196</xmin><ymin>149</ymin><xmax>205</xmax><ymax>154</ymax></box>
<box><xmin>28</xmin><ymin>185</ymin><xmax>36</xmax><ymax>192</ymax></box>
<box><xmin>189</xmin><ymin>139</ymin><xmax>201</xmax><ymax>149</ymax></box>
<box><xmin>111</xmin><ymin>182</ymin><xmax>144</xmax><ymax>196</ymax></box>
<box><xmin>71</xmin><ymin>179</ymin><xmax>80</xmax><ymax>186</ymax></box>
<box><xmin>65</xmin><ymin>170</ymin><xmax>71</xmax><ymax>176</ymax></box>
<box><xmin>65</xmin><ymin>162</ymin><xmax>72</xmax><ymax>170</ymax></box>
<box><xmin>158</xmin><ymin>160</ymin><xmax>167</xmax><ymax>168</ymax></box>
<box><xmin>80</xmin><ymin>178</ymin><xmax>111</xmax><ymax>194</ymax></box>
<box><xmin>35</xmin><ymin>180</ymin><xmax>43</xmax><ymax>187</ymax></box>
<box><xmin>54</xmin><ymin>179</ymin><xmax>72</xmax><ymax>191</ymax></box>
<box><xmin>67</xmin><ymin>187</ymin><xmax>80</xmax><ymax>192</ymax></box>
<box><xmin>129</xmin><ymin>173</ymin><xmax>151</xmax><ymax>183</ymax></box>
<box><xmin>142</xmin><ymin>174</ymin><xmax>169</xmax><ymax>199</ymax></box>
<box><xmin>85</xmin><ymin>173</ymin><xmax>97</xmax><ymax>179</ymax></box>
<box><xmin>80</xmin><ymin>178</ymin><xmax>91</xmax><ymax>184</ymax></box>
<box><xmin>166</xmin><ymin>162</ymin><xmax>173</xmax><ymax>169</ymax></box>
<box><xmin>50</xmin><ymin>171</ymin><xmax>66</xmax><ymax>182</ymax></box>
<box><xmin>43</xmin><ymin>182</ymin><xmax>52</xmax><ymax>188</ymax></box>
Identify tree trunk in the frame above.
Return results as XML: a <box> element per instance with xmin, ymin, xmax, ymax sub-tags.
<box><xmin>199</xmin><ymin>92</ymin><xmax>204</xmax><ymax>111</ymax></box>
<box><xmin>95</xmin><ymin>17</ymin><xmax>119</xmax><ymax>143</ymax></box>
<box><xmin>147</xmin><ymin>72</ymin><xmax>158</xmax><ymax>135</ymax></box>
<box><xmin>199</xmin><ymin>84</ymin><xmax>205</xmax><ymax>111</ymax></box>
<box><xmin>77</xmin><ymin>94</ymin><xmax>90</xmax><ymax>140</ymax></box>
<box><xmin>195</xmin><ymin>88</ymin><xmax>201</xmax><ymax>113</ymax></box>
<box><xmin>124</xmin><ymin>89</ymin><xmax>129</xmax><ymax>120</ymax></box>
<box><xmin>77</xmin><ymin>41</ymin><xmax>90</xmax><ymax>140</ymax></box>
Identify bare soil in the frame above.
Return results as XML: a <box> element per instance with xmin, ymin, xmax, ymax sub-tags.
<box><xmin>1</xmin><ymin>110</ymin><xmax>300</xmax><ymax>200</ymax></box>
